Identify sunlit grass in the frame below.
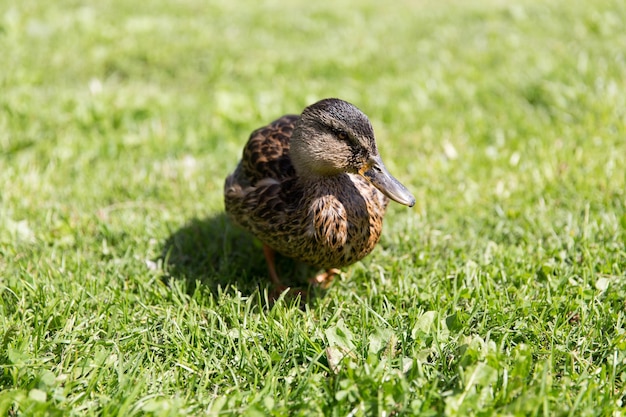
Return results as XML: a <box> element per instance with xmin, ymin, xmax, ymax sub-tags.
<box><xmin>1</xmin><ymin>0</ymin><xmax>625</xmax><ymax>415</ymax></box>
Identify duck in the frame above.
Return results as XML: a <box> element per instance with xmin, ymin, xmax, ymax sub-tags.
<box><xmin>224</xmin><ymin>98</ymin><xmax>415</xmax><ymax>290</ymax></box>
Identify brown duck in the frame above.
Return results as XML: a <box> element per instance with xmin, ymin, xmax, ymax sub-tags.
<box><xmin>224</xmin><ymin>98</ymin><xmax>415</xmax><ymax>289</ymax></box>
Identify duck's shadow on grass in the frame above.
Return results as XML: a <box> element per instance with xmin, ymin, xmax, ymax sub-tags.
<box><xmin>160</xmin><ymin>212</ymin><xmax>313</xmax><ymax>297</ymax></box>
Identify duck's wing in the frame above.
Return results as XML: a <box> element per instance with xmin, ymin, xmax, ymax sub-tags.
<box><xmin>224</xmin><ymin>115</ymin><xmax>303</xmax><ymax>231</ymax></box>
<box><xmin>240</xmin><ymin>115</ymin><xmax>299</xmax><ymax>185</ymax></box>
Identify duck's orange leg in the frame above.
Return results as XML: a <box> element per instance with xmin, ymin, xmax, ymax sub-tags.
<box><xmin>262</xmin><ymin>244</ymin><xmax>283</xmax><ymax>288</ymax></box>
<box><xmin>263</xmin><ymin>245</ymin><xmax>307</xmax><ymax>301</ymax></box>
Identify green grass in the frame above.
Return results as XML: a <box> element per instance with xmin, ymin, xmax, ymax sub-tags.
<box><xmin>1</xmin><ymin>0</ymin><xmax>626</xmax><ymax>415</ymax></box>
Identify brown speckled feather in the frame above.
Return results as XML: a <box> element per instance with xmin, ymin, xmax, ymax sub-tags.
<box><xmin>240</xmin><ymin>115</ymin><xmax>298</xmax><ymax>184</ymax></box>
<box><xmin>225</xmin><ymin>127</ymin><xmax>388</xmax><ymax>269</ymax></box>
<box><xmin>224</xmin><ymin>100</ymin><xmax>403</xmax><ymax>273</ymax></box>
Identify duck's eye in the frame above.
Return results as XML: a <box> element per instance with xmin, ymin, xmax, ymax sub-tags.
<box><xmin>336</xmin><ymin>131</ymin><xmax>349</xmax><ymax>141</ymax></box>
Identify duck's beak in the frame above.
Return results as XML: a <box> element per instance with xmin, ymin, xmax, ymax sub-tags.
<box><xmin>361</xmin><ymin>155</ymin><xmax>416</xmax><ymax>207</ymax></box>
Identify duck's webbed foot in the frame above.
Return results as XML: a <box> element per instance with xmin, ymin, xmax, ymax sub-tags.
<box><xmin>309</xmin><ymin>268</ymin><xmax>340</xmax><ymax>289</ymax></box>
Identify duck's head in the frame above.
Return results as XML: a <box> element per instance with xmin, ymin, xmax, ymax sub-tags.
<box><xmin>290</xmin><ymin>98</ymin><xmax>415</xmax><ymax>207</ymax></box>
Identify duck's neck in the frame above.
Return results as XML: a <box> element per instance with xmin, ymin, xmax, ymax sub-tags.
<box><xmin>297</xmin><ymin>170</ymin><xmax>349</xmax><ymax>184</ymax></box>
<box><xmin>295</xmin><ymin>169</ymin><xmax>353</xmax><ymax>199</ymax></box>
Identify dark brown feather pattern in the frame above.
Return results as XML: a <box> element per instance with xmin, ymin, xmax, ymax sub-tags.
<box><xmin>224</xmin><ymin>99</ymin><xmax>411</xmax><ymax>274</ymax></box>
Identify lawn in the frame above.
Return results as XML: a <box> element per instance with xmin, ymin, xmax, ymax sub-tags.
<box><xmin>1</xmin><ymin>0</ymin><xmax>625</xmax><ymax>415</ymax></box>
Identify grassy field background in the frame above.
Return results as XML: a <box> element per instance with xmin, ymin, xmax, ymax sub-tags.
<box><xmin>1</xmin><ymin>0</ymin><xmax>625</xmax><ymax>415</ymax></box>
